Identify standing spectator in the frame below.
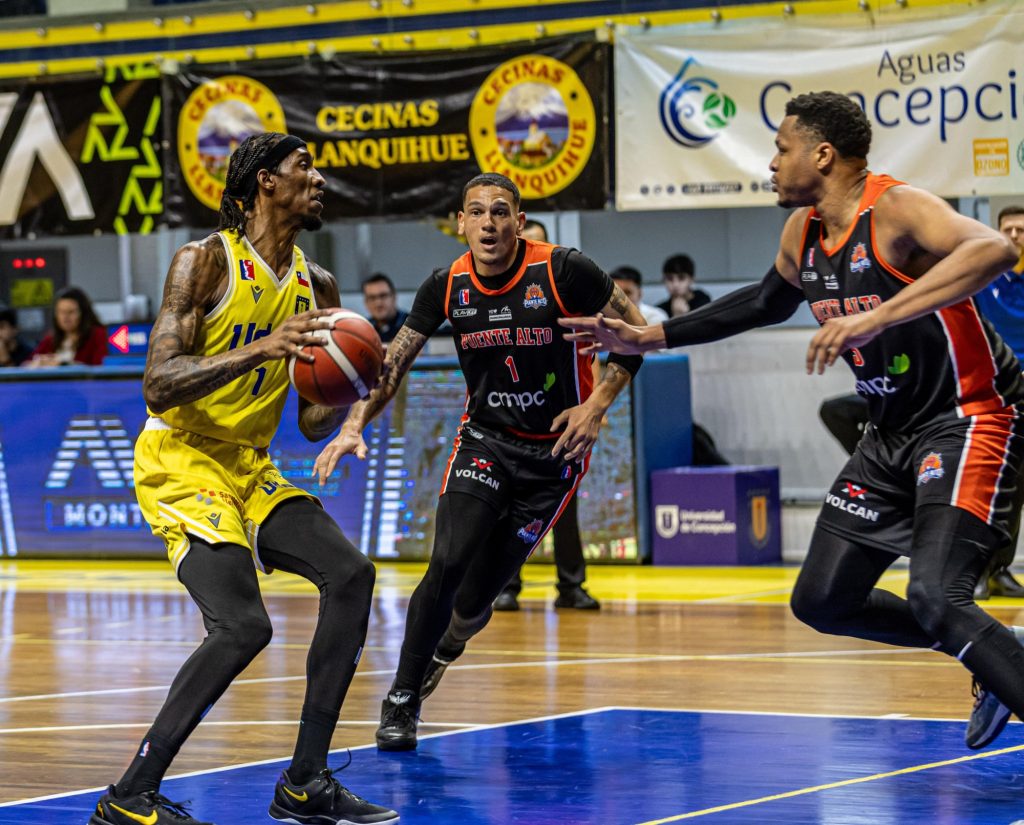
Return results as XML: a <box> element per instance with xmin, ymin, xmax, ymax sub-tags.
<box><xmin>610</xmin><ymin>266</ymin><xmax>669</xmax><ymax>326</ymax></box>
<box><xmin>658</xmin><ymin>254</ymin><xmax>711</xmax><ymax>318</ymax></box>
<box><xmin>361</xmin><ymin>273</ymin><xmax>409</xmax><ymax>344</ymax></box>
<box><xmin>0</xmin><ymin>306</ymin><xmax>32</xmax><ymax>367</ymax></box>
<box><xmin>27</xmin><ymin>286</ymin><xmax>107</xmax><ymax>367</ymax></box>
<box><xmin>971</xmin><ymin>205</ymin><xmax>1024</xmax><ymax>599</ymax></box>
<box><xmin>494</xmin><ymin>217</ymin><xmax>601</xmax><ymax>612</ymax></box>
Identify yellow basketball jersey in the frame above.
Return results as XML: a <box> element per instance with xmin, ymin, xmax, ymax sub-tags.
<box><xmin>158</xmin><ymin>229</ymin><xmax>317</xmax><ymax>447</ymax></box>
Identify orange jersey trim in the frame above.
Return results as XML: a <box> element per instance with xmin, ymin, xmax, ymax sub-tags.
<box><xmin>461</xmin><ymin>238</ymin><xmax>554</xmax><ymax>296</ymax></box>
<box><xmin>952</xmin><ymin>410</ymin><xmax>1016</xmax><ymax>525</ymax></box>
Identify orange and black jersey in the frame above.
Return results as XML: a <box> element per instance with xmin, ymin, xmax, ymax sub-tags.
<box><xmin>405</xmin><ymin>238</ymin><xmax>614</xmax><ymax>437</ymax></box>
<box><xmin>800</xmin><ymin>173</ymin><xmax>1024</xmax><ymax>432</ymax></box>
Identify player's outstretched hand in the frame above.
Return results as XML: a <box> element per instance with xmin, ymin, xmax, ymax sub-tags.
<box><xmin>258</xmin><ymin>309</ymin><xmax>334</xmax><ymax>363</ymax></box>
<box><xmin>558</xmin><ymin>313</ymin><xmax>647</xmax><ymax>355</ymax></box>
<box><xmin>550</xmin><ymin>403</ymin><xmax>603</xmax><ymax>461</ymax></box>
<box><xmin>312</xmin><ymin>426</ymin><xmax>367</xmax><ymax>485</ymax></box>
<box><xmin>806</xmin><ymin>313</ymin><xmax>884</xmax><ymax>375</ymax></box>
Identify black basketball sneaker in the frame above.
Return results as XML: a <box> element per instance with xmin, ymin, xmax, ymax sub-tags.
<box><xmin>90</xmin><ymin>786</ymin><xmax>213</xmax><ymax>825</ymax></box>
<box><xmin>375</xmin><ymin>689</ymin><xmax>420</xmax><ymax>752</ymax></box>
<box><xmin>268</xmin><ymin>768</ymin><xmax>399</xmax><ymax>824</ymax></box>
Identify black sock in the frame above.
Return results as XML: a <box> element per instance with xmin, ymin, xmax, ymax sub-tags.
<box><xmin>115</xmin><ymin>732</ymin><xmax>178</xmax><ymax>797</ymax></box>
<box><xmin>288</xmin><ymin>705</ymin><xmax>340</xmax><ymax>785</ymax></box>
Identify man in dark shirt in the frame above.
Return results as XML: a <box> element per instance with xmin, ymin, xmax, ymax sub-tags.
<box><xmin>563</xmin><ymin>91</ymin><xmax>1024</xmax><ymax>753</ymax></box>
<box><xmin>657</xmin><ymin>253</ymin><xmax>711</xmax><ymax>318</ymax></box>
<box><xmin>361</xmin><ymin>273</ymin><xmax>410</xmax><ymax>344</ymax></box>
<box><xmin>311</xmin><ymin>173</ymin><xmax>646</xmax><ymax>751</ymax></box>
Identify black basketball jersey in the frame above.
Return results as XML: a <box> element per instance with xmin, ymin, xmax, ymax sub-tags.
<box><xmin>431</xmin><ymin>239</ymin><xmax>605</xmax><ymax>437</ymax></box>
<box><xmin>800</xmin><ymin>173</ymin><xmax>1024</xmax><ymax>432</ymax></box>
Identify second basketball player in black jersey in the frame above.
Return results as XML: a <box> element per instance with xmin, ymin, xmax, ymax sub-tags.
<box><xmin>562</xmin><ymin>92</ymin><xmax>1024</xmax><ymax>753</ymax></box>
<box><xmin>313</xmin><ymin>173</ymin><xmax>647</xmax><ymax>750</ymax></box>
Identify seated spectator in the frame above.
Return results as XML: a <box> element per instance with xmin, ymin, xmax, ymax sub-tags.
<box><xmin>0</xmin><ymin>306</ymin><xmax>32</xmax><ymax>367</ymax></box>
<box><xmin>610</xmin><ymin>266</ymin><xmax>669</xmax><ymax>326</ymax></box>
<box><xmin>361</xmin><ymin>273</ymin><xmax>409</xmax><ymax>345</ymax></box>
<box><xmin>26</xmin><ymin>286</ymin><xmax>107</xmax><ymax>367</ymax></box>
<box><xmin>658</xmin><ymin>253</ymin><xmax>711</xmax><ymax>318</ymax></box>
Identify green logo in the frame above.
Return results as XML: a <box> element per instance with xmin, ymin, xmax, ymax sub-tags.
<box><xmin>702</xmin><ymin>92</ymin><xmax>737</xmax><ymax>130</ymax></box>
<box><xmin>887</xmin><ymin>354</ymin><xmax>910</xmax><ymax>375</ymax></box>
<box><xmin>544</xmin><ymin>373</ymin><xmax>556</xmax><ymax>391</ymax></box>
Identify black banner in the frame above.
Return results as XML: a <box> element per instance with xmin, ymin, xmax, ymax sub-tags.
<box><xmin>0</xmin><ymin>65</ymin><xmax>163</xmax><ymax>238</ymax></box>
<box><xmin>163</xmin><ymin>36</ymin><xmax>609</xmax><ymax>226</ymax></box>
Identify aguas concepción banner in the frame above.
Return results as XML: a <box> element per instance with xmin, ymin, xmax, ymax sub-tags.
<box><xmin>163</xmin><ymin>35</ymin><xmax>609</xmax><ymax>226</ymax></box>
<box><xmin>616</xmin><ymin>0</ymin><xmax>1024</xmax><ymax>211</ymax></box>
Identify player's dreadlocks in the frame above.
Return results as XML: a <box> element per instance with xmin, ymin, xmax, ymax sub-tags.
<box><xmin>218</xmin><ymin>132</ymin><xmax>304</xmax><ymax>236</ymax></box>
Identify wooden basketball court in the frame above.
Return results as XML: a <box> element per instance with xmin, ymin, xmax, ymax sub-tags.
<box><xmin>2</xmin><ymin>559</ymin><xmax>1024</xmax><ymax>823</ymax></box>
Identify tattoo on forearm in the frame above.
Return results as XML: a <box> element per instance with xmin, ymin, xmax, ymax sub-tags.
<box><xmin>599</xmin><ymin>361</ymin><xmax>632</xmax><ymax>393</ymax></box>
<box><xmin>348</xmin><ymin>327</ymin><xmax>427</xmax><ymax>428</ymax></box>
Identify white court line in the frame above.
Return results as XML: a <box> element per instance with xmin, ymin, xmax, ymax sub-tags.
<box><xmin>0</xmin><ymin>647</ymin><xmax>931</xmax><ymax>705</ymax></box>
<box><xmin>0</xmin><ymin>719</ymin><xmax>469</xmax><ymax>735</ymax></box>
<box><xmin>0</xmin><ymin>646</ymin><xmax>934</xmax><ymax>705</ymax></box>
<box><xmin>0</xmin><ymin>705</ymin><xmax>613</xmax><ymax>808</ymax></box>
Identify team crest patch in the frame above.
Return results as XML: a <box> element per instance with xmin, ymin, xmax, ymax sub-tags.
<box><xmin>240</xmin><ymin>259</ymin><xmax>255</xmax><ymax>281</ymax></box>
<box><xmin>517</xmin><ymin>518</ymin><xmax>544</xmax><ymax>543</ymax></box>
<box><xmin>295</xmin><ymin>295</ymin><xmax>310</xmax><ymax>313</ymax></box>
<box><xmin>850</xmin><ymin>242</ymin><xmax>872</xmax><ymax>273</ymax></box>
<box><xmin>523</xmin><ymin>283</ymin><xmax>548</xmax><ymax>309</ymax></box>
<box><xmin>917</xmin><ymin>453</ymin><xmax>945</xmax><ymax>486</ymax></box>
<box><xmin>251</xmin><ymin>284</ymin><xmax>264</xmax><ymax>304</ymax></box>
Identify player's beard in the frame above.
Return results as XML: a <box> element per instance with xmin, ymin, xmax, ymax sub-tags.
<box><xmin>302</xmin><ymin>214</ymin><xmax>324</xmax><ymax>231</ymax></box>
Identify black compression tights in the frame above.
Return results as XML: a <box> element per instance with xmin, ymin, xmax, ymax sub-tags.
<box><xmin>116</xmin><ymin>498</ymin><xmax>375</xmax><ymax>795</ymax></box>
<box><xmin>392</xmin><ymin>493</ymin><xmax>534</xmax><ymax>694</ymax></box>
<box><xmin>791</xmin><ymin>503</ymin><xmax>1024</xmax><ymax>720</ymax></box>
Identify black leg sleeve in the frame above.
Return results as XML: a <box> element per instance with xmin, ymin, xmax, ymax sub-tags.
<box><xmin>551</xmin><ymin>493</ymin><xmax>585</xmax><ymax>592</ymax></box>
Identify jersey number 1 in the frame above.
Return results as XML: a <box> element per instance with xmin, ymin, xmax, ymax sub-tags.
<box><xmin>504</xmin><ymin>355</ymin><xmax>520</xmax><ymax>383</ymax></box>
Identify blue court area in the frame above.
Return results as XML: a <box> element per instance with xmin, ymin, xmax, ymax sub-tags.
<box><xmin>5</xmin><ymin>708</ymin><xmax>1024</xmax><ymax>824</ymax></box>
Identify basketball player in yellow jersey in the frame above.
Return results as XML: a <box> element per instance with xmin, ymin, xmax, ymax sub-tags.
<box><xmin>89</xmin><ymin>134</ymin><xmax>398</xmax><ymax>825</ymax></box>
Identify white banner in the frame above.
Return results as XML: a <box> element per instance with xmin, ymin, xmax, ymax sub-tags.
<box><xmin>615</xmin><ymin>3</ymin><xmax>1024</xmax><ymax>210</ymax></box>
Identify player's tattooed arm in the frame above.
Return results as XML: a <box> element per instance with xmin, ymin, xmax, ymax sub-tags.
<box><xmin>297</xmin><ymin>259</ymin><xmax>347</xmax><ymax>441</ymax></box>
<box><xmin>310</xmin><ymin>325</ymin><xmax>427</xmax><ymax>481</ymax></box>
<box><xmin>604</xmin><ymin>282</ymin><xmax>648</xmax><ymax>327</ymax></box>
<box><xmin>143</xmin><ymin>235</ymin><xmax>331</xmax><ymax>414</ymax></box>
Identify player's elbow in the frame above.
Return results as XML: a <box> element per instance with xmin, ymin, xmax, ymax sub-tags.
<box><xmin>142</xmin><ymin>375</ymin><xmax>173</xmax><ymax>414</ymax></box>
<box><xmin>994</xmin><ymin>235</ymin><xmax>1019</xmax><ymax>272</ymax></box>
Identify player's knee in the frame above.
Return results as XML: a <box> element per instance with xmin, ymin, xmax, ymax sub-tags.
<box><xmin>220</xmin><ymin>609</ymin><xmax>273</xmax><ymax>657</ymax></box>
<box><xmin>332</xmin><ymin>552</ymin><xmax>376</xmax><ymax>601</ymax></box>
<box><xmin>906</xmin><ymin>577</ymin><xmax>952</xmax><ymax>639</ymax></box>
<box><xmin>790</xmin><ymin>580</ymin><xmax>839</xmax><ymax>633</ymax></box>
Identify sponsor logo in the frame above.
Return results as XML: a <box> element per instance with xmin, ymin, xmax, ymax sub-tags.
<box><xmin>749</xmin><ymin>493</ymin><xmax>769</xmax><ymax>548</ymax></box>
<box><xmin>468</xmin><ymin>54</ymin><xmax>596</xmax><ymax>199</ymax></box>
<box><xmin>239</xmin><ymin>259</ymin><xmax>255</xmax><ymax>281</ymax></box>
<box><xmin>658</xmin><ymin>57</ymin><xmax>736</xmax><ymax>149</ymax></box>
<box><xmin>459</xmin><ymin>288</ymin><xmax>470</xmax><ymax>306</ymax></box>
<box><xmin>654</xmin><ymin>505</ymin><xmax>737</xmax><ymax>538</ymax></box>
<box><xmin>800</xmin><ymin>271</ymin><xmax>818</xmax><ymax>283</ymax></box>
<box><xmin>543</xmin><ymin>372</ymin><xmax>556</xmax><ymax>391</ymax></box>
<box><xmin>807</xmin><ymin>248</ymin><xmax>815</xmax><ymax>267</ymax></box>
<box><xmin>844</xmin><ymin>482</ymin><xmax>868</xmax><ymax>500</ymax></box>
<box><xmin>825</xmin><ymin>491</ymin><xmax>880</xmax><ymax>522</ymax></box>
<box><xmin>887</xmin><ymin>353</ymin><xmax>910</xmax><ymax>375</ymax></box>
<box><xmin>472</xmin><ymin>458</ymin><xmax>493</xmax><ymax>470</ymax></box>
<box><xmin>296</xmin><ymin>270</ymin><xmax>309</xmax><ymax>288</ymax></box>
<box><xmin>452</xmin><ymin>307</ymin><xmax>477</xmax><ymax>318</ymax></box>
<box><xmin>206</xmin><ymin>512</ymin><xmax>222</xmax><ymax>529</ymax></box>
<box><xmin>283</xmin><ymin>787</ymin><xmax>309</xmax><ymax>803</ymax></box>
<box><xmin>561</xmin><ymin>465</ymin><xmax>573</xmax><ymax>480</ymax></box>
<box><xmin>855</xmin><ymin>376</ymin><xmax>898</xmax><ymax>396</ymax></box>
<box><xmin>178</xmin><ymin>76</ymin><xmax>287</xmax><ymax>211</ymax></box>
<box><xmin>489</xmin><ymin>306</ymin><xmax>513</xmax><ymax>322</ymax></box>
<box><xmin>973</xmin><ymin>138</ymin><xmax>1009</xmax><ymax>177</ymax></box>
<box><xmin>251</xmin><ymin>284</ymin><xmax>264</xmax><ymax>304</ymax></box>
<box><xmin>523</xmin><ymin>283</ymin><xmax>548</xmax><ymax>309</ymax></box>
<box><xmin>108</xmin><ymin>805</ymin><xmax>157</xmax><ymax>825</ymax></box>
<box><xmin>454</xmin><ymin>467</ymin><xmax>500</xmax><ymax>490</ymax></box>
<box><xmin>849</xmin><ymin>242</ymin><xmax>872</xmax><ymax>273</ymax></box>
<box><xmin>917</xmin><ymin>452</ymin><xmax>945</xmax><ymax>485</ymax></box>
<box><xmin>139</xmin><ymin>740</ymin><xmax>150</xmax><ymax>758</ymax></box>
<box><xmin>488</xmin><ymin>390</ymin><xmax>546</xmax><ymax>409</ymax></box>
<box><xmin>516</xmin><ymin>518</ymin><xmax>544</xmax><ymax>543</ymax></box>
<box><xmin>463</xmin><ymin>426</ymin><xmax>484</xmax><ymax>439</ymax></box>
<box><xmin>822</xmin><ymin>272</ymin><xmax>840</xmax><ymax>291</ymax></box>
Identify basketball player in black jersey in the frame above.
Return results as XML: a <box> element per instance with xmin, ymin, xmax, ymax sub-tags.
<box><xmin>313</xmin><ymin>172</ymin><xmax>647</xmax><ymax>750</ymax></box>
<box><xmin>562</xmin><ymin>91</ymin><xmax>1024</xmax><ymax>751</ymax></box>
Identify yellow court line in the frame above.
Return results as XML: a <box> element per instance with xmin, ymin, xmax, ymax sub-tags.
<box><xmin>636</xmin><ymin>743</ymin><xmax>1024</xmax><ymax>824</ymax></box>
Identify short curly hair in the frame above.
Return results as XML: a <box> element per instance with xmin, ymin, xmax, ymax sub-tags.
<box><xmin>785</xmin><ymin>92</ymin><xmax>871</xmax><ymax>160</ymax></box>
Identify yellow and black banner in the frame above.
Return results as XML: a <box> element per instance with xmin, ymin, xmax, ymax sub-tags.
<box><xmin>0</xmin><ymin>64</ymin><xmax>162</xmax><ymax>237</ymax></box>
<box><xmin>164</xmin><ymin>35</ymin><xmax>609</xmax><ymax>225</ymax></box>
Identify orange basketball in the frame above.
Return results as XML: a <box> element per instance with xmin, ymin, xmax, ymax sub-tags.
<box><xmin>288</xmin><ymin>309</ymin><xmax>384</xmax><ymax>407</ymax></box>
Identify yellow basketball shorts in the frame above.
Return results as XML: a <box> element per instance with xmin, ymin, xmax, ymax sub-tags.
<box><xmin>134</xmin><ymin>418</ymin><xmax>316</xmax><ymax>573</ymax></box>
